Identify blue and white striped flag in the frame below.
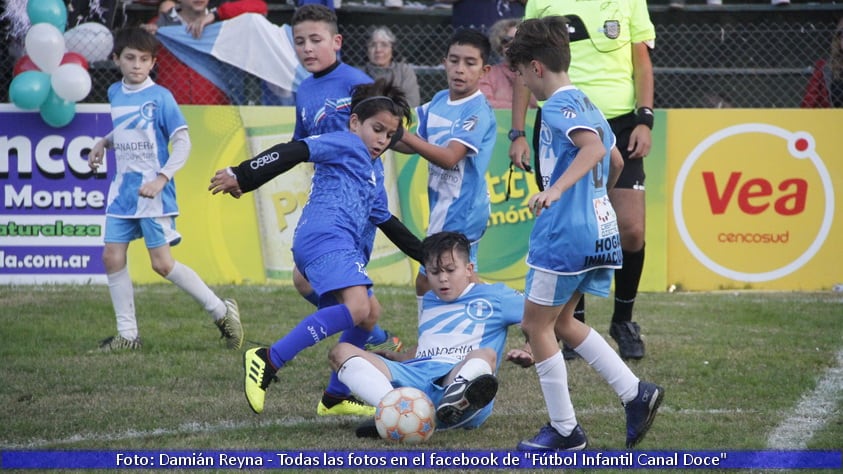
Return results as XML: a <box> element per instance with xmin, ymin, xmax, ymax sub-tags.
<box><xmin>156</xmin><ymin>13</ymin><xmax>308</xmax><ymax>104</ymax></box>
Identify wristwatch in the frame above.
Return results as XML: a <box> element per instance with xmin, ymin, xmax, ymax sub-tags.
<box><xmin>508</xmin><ymin>129</ymin><xmax>526</xmax><ymax>141</ymax></box>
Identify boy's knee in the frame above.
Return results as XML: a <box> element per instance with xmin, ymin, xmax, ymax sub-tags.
<box><xmin>476</xmin><ymin>347</ymin><xmax>497</xmax><ymax>366</ymax></box>
<box><xmin>328</xmin><ymin>343</ymin><xmax>358</xmax><ymax>371</ymax></box>
<box><xmin>151</xmin><ymin>261</ymin><xmax>172</xmax><ymax>277</ymax></box>
<box><xmin>346</xmin><ymin>298</ymin><xmax>372</xmax><ymax>325</ymax></box>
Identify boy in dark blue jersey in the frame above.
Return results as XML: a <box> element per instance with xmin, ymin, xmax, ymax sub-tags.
<box><xmin>209</xmin><ymin>80</ymin><xmax>415</xmax><ymax>416</ymax></box>
<box><xmin>290</xmin><ymin>4</ymin><xmax>406</xmax><ymax>417</ymax></box>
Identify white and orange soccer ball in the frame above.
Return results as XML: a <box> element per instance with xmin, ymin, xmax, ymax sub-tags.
<box><xmin>375</xmin><ymin>387</ymin><xmax>436</xmax><ymax>443</ymax></box>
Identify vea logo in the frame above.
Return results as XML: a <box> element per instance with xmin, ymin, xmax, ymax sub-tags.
<box><xmin>673</xmin><ymin>124</ymin><xmax>834</xmax><ymax>282</ymax></box>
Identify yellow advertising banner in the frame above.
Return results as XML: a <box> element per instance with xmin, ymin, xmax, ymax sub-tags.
<box><xmin>126</xmin><ymin>106</ymin><xmax>265</xmax><ymax>284</ymax></box>
<box><xmin>665</xmin><ymin>110</ymin><xmax>842</xmax><ymax>290</ymax></box>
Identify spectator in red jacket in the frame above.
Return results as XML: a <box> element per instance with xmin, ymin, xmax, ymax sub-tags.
<box><xmin>801</xmin><ymin>17</ymin><xmax>843</xmax><ymax>108</ymax></box>
<box><xmin>142</xmin><ymin>0</ymin><xmax>268</xmax><ymax>104</ymax></box>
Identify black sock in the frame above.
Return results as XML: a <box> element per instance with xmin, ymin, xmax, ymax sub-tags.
<box><xmin>574</xmin><ymin>295</ymin><xmax>585</xmax><ymax>323</ymax></box>
<box><xmin>321</xmin><ymin>391</ymin><xmax>346</xmax><ymax>408</ymax></box>
<box><xmin>613</xmin><ymin>244</ymin><xmax>645</xmax><ymax>324</ymax></box>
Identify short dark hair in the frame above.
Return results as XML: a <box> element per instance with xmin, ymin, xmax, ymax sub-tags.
<box><xmin>112</xmin><ymin>27</ymin><xmax>159</xmax><ymax>58</ymax></box>
<box><xmin>421</xmin><ymin>232</ymin><xmax>471</xmax><ymax>270</ymax></box>
<box><xmin>291</xmin><ymin>4</ymin><xmax>338</xmax><ymax>35</ymax></box>
<box><xmin>350</xmin><ymin>78</ymin><xmax>412</xmax><ymax>127</ymax></box>
<box><xmin>506</xmin><ymin>16</ymin><xmax>571</xmax><ymax>73</ymax></box>
<box><xmin>449</xmin><ymin>28</ymin><xmax>492</xmax><ymax>65</ymax></box>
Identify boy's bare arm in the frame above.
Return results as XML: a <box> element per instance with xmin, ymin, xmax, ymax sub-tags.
<box><xmin>400</xmin><ymin>132</ymin><xmax>469</xmax><ymax>169</ymax></box>
<box><xmin>607</xmin><ymin>146</ymin><xmax>624</xmax><ymax>191</ymax></box>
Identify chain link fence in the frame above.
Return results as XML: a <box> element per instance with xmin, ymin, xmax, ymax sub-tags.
<box><xmin>2</xmin><ymin>14</ymin><xmax>839</xmax><ymax>108</ymax></box>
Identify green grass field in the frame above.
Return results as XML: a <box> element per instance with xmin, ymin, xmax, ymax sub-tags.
<box><xmin>1</xmin><ymin>284</ymin><xmax>841</xmax><ymax>472</ymax></box>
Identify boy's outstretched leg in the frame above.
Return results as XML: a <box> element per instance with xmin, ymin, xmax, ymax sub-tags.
<box><xmin>243</xmin><ymin>304</ymin><xmax>356</xmax><ymax>414</ymax></box>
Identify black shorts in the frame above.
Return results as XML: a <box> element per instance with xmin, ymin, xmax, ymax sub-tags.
<box><xmin>608</xmin><ymin>111</ymin><xmax>646</xmax><ymax>190</ymax></box>
<box><xmin>531</xmin><ymin>109</ymin><xmax>645</xmax><ymax>191</ymax></box>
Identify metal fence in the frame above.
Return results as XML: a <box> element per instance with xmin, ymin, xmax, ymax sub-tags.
<box><xmin>1</xmin><ymin>16</ymin><xmax>839</xmax><ymax>108</ymax></box>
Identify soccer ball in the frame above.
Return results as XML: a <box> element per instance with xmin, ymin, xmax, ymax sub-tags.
<box><xmin>375</xmin><ymin>387</ymin><xmax>436</xmax><ymax>443</ymax></box>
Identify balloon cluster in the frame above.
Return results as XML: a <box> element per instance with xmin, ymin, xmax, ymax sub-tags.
<box><xmin>8</xmin><ymin>0</ymin><xmax>98</xmax><ymax>128</ymax></box>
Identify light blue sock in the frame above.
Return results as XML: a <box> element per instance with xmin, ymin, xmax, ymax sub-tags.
<box><xmin>325</xmin><ymin>325</ymin><xmax>372</xmax><ymax>397</ymax></box>
<box><xmin>269</xmin><ymin>304</ymin><xmax>354</xmax><ymax>369</ymax></box>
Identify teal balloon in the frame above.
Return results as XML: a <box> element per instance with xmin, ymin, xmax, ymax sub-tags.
<box><xmin>40</xmin><ymin>90</ymin><xmax>76</xmax><ymax>128</ymax></box>
<box><xmin>27</xmin><ymin>0</ymin><xmax>68</xmax><ymax>32</ymax></box>
<box><xmin>9</xmin><ymin>71</ymin><xmax>51</xmax><ymax>110</ymax></box>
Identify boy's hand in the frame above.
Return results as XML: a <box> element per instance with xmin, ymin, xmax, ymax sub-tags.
<box><xmin>506</xmin><ymin>348</ymin><xmax>535</xmax><ymax>368</ymax></box>
<box><xmin>209</xmin><ymin>167</ymin><xmax>242</xmax><ymax>198</ymax></box>
<box><xmin>139</xmin><ymin>174</ymin><xmax>167</xmax><ymax>199</ymax></box>
<box><xmin>528</xmin><ymin>188</ymin><xmax>562</xmax><ymax>216</ymax></box>
<box><xmin>185</xmin><ymin>12</ymin><xmax>214</xmax><ymax>38</ymax></box>
<box><xmin>88</xmin><ymin>141</ymin><xmax>106</xmax><ymax>171</ymax></box>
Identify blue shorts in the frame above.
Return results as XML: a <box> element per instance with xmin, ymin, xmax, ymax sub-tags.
<box><xmin>524</xmin><ymin>267</ymin><xmax>614</xmax><ymax>306</ymax></box>
<box><xmin>418</xmin><ymin>240</ymin><xmax>480</xmax><ymax>276</ymax></box>
<box><xmin>382</xmin><ymin>357</ymin><xmax>493</xmax><ymax>431</ymax></box>
<box><xmin>300</xmin><ymin>249</ymin><xmax>372</xmax><ymax>298</ymax></box>
<box><xmin>104</xmin><ymin>216</ymin><xmax>181</xmax><ymax>249</ymax></box>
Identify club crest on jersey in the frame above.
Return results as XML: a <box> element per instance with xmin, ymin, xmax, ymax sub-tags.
<box><xmin>140</xmin><ymin>101</ymin><xmax>157</xmax><ymax>121</ymax></box>
<box><xmin>460</xmin><ymin>115</ymin><xmax>479</xmax><ymax>132</ymax></box>
<box><xmin>561</xmin><ymin>108</ymin><xmax>577</xmax><ymax>119</ymax></box>
<box><xmin>603</xmin><ymin>20</ymin><xmax>621</xmax><ymax>40</ymax></box>
<box><xmin>464</xmin><ymin>298</ymin><xmax>493</xmax><ymax>321</ymax></box>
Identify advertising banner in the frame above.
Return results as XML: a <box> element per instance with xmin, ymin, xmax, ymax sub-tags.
<box><xmin>665</xmin><ymin>109</ymin><xmax>842</xmax><ymax>290</ymax></box>
<box><xmin>1</xmin><ymin>104</ymin><xmax>265</xmax><ymax>285</ymax></box>
<box><xmin>1</xmin><ymin>104</ymin><xmax>112</xmax><ymax>284</ymax></box>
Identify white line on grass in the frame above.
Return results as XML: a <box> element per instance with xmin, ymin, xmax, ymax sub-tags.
<box><xmin>4</xmin><ymin>406</ymin><xmax>754</xmax><ymax>449</ymax></box>
<box><xmin>1</xmin><ymin>416</ymin><xmax>340</xmax><ymax>449</ymax></box>
<box><xmin>766</xmin><ymin>348</ymin><xmax>843</xmax><ymax>449</ymax></box>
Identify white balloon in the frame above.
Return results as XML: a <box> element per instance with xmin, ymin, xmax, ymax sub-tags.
<box><xmin>51</xmin><ymin>64</ymin><xmax>92</xmax><ymax>102</ymax></box>
<box><xmin>25</xmin><ymin>23</ymin><xmax>66</xmax><ymax>73</ymax></box>
<box><xmin>64</xmin><ymin>22</ymin><xmax>114</xmax><ymax>64</ymax></box>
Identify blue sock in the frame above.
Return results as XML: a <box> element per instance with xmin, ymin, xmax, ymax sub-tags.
<box><xmin>269</xmin><ymin>304</ymin><xmax>354</xmax><ymax>369</ymax></box>
<box><xmin>303</xmin><ymin>290</ymin><xmax>320</xmax><ymax>307</ymax></box>
<box><xmin>325</xmin><ymin>325</ymin><xmax>372</xmax><ymax>398</ymax></box>
<box><xmin>366</xmin><ymin>324</ymin><xmax>388</xmax><ymax>345</ymax></box>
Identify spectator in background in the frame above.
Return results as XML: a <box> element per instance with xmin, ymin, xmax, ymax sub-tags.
<box><xmin>441</xmin><ymin>0</ymin><xmax>526</xmax><ymax>32</ymax></box>
<box><xmin>801</xmin><ymin>17</ymin><xmax>843</xmax><ymax>108</ymax></box>
<box><xmin>362</xmin><ymin>26</ymin><xmax>420</xmax><ymax>107</ymax></box>
<box><xmin>479</xmin><ymin>18</ymin><xmax>536</xmax><ymax>109</ymax></box>
<box><xmin>141</xmin><ymin>0</ymin><xmax>268</xmax><ymax>104</ymax></box>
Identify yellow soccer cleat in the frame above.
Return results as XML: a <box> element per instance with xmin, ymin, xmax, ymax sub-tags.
<box><xmin>243</xmin><ymin>347</ymin><xmax>276</xmax><ymax>414</ymax></box>
<box><xmin>317</xmin><ymin>396</ymin><xmax>376</xmax><ymax>417</ymax></box>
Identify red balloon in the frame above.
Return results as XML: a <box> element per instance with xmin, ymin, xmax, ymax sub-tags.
<box><xmin>60</xmin><ymin>52</ymin><xmax>89</xmax><ymax>70</ymax></box>
<box><xmin>13</xmin><ymin>55</ymin><xmax>40</xmax><ymax>76</ymax></box>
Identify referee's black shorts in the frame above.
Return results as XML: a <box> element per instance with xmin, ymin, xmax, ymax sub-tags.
<box><xmin>531</xmin><ymin>109</ymin><xmax>645</xmax><ymax>191</ymax></box>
